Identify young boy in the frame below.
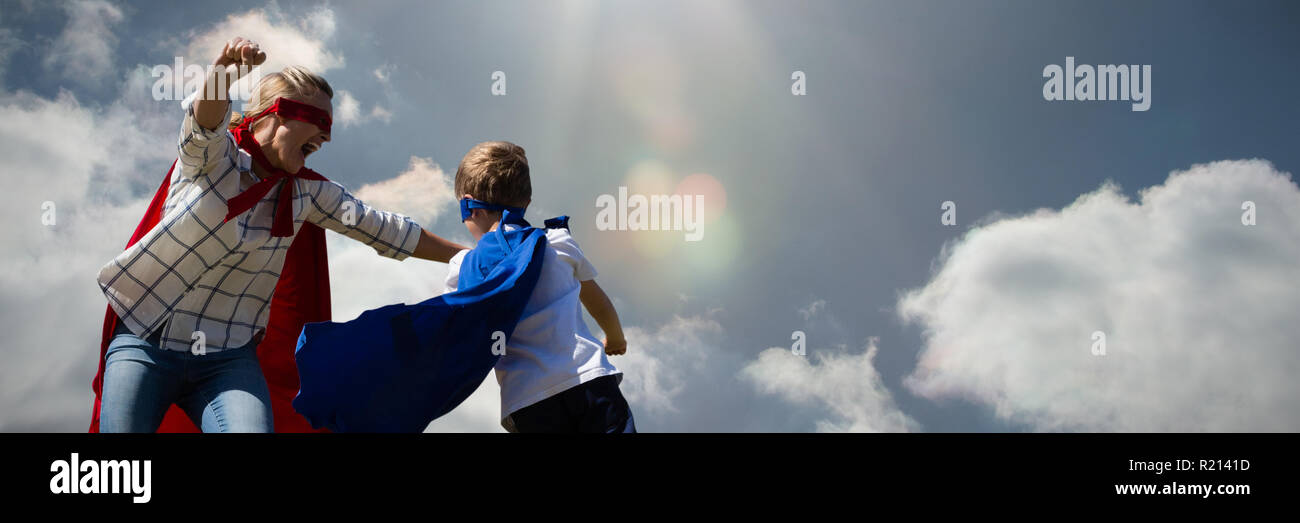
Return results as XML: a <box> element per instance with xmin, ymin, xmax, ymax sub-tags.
<box><xmin>444</xmin><ymin>141</ymin><xmax>636</xmax><ymax>433</ymax></box>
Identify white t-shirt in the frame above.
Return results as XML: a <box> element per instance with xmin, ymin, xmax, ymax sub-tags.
<box><xmin>444</xmin><ymin>225</ymin><xmax>622</xmax><ymax>431</ymax></box>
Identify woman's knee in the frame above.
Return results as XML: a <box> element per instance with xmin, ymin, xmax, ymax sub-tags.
<box><xmin>201</xmin><ymin>387</ymin><xmax>273</xmax><ymax>433</ymax></box>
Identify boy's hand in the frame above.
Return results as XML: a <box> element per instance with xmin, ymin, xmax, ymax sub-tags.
<box><xmin>604</xmin><ymin>337</ymin><xmax>627</xmax><ymax>356</ymax></box>
<box><xmin>582</xmin><ymin>280</ymin><xmax>627</xmax><ymax>356</ymax></box>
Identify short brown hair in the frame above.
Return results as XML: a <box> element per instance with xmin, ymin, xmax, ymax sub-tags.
<box><xmin>454</xmin><ymin>141</ymin><xmax>531</xmax><ymax>208</ymax></box>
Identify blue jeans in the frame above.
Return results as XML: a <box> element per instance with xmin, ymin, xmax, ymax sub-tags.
<box><xmin>99</xmin><ymin>323</ymin><xmax>273</xmax><ymax>433</ymax></box>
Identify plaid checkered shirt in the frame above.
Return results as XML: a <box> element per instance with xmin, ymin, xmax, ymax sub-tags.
<box><xmin>97</xmin><ymin>96</ymin><xmax>422</xmax><ymax>353</ymax></box>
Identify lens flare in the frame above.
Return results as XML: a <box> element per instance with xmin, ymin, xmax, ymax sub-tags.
<box><xmin>674</xmin><ymin>173</ymin><xmax>727</xmax><ymax>224</ymax></box>
<box><xmin>625</xmin><ymin>160</ymin><xmax>676</xmax><ymax>195</ymax></box>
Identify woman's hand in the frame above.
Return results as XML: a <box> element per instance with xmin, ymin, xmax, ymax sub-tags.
<box><xmin>215</xmin><ymin>36</ymin><xmax>266</xmax><ymax>74</ymax></box>
<box><xmin>194</xmin><ymin>37</ymin><xmax>265</xmax><ymax>130</ymax></box>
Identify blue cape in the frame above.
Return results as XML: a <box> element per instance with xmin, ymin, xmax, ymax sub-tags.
<box><xmin>292</xmin><ymin>212</ymin><xmax>569</xmax><ymax>432</ymax></box>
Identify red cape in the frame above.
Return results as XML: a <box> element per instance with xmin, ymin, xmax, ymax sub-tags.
<box><xmin>89</xmin><ymin>161</ymin><xmax>331</xmax><ymax>433</ymax></box>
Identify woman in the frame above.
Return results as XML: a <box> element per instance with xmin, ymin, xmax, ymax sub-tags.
<box><xmin>91</xmin><ymin>37</ymin><xmax>465</xmax><ymax>433</ymax></box>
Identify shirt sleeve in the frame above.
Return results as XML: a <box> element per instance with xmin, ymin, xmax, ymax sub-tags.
<box><xmin>176</xmin><ymin>90</ymin><xmax>234</xmax><ymax>176</ymax></box>
<box><xmin>443</xmin><ymin>250</ymin><xmax>469</xmax><ymax>293</ymax></box>
<box><xmin>547</xmin><ymin>228</ymin><xmax>598</xmax><ymax>281</ymax></box>
<box><xmin>302</xmin><ymin>179</ymin><xmax>424</xmax><ymax>261</ymax></box>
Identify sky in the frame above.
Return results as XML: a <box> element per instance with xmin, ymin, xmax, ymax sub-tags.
<box><xmin>0</xmin><ymin>0</ymin><xmax>1297</xmax><ymax>432</ymax></box>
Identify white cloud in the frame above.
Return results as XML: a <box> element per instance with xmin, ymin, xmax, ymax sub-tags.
<box><xmin>183</xmin><ymin>5</ymin><xmax>344</xmax><ymax>104</ymax></box>
<box><xmin>43</xmin><ymin>0</ymin><xmax>123</xmax><ymax>83</ymax></box>
<box><xmin>373</xmin><ymin>64</ymin><xmax>393</xmax><ymax>84</ymax></box>
<box><xmin>610</xmin><ymin>310</ymin><xmax>919</xmax><ymax>433</ymax></box>
<box><xmin>334</xmin><ymin>89</ymin><xmax>392</xmax><ymax>128</ymax></box>
<box><xmin>423</xmin><ymin>376</ymin><xmax>504</xmax><ymax>432</ymax></box>
<box><xmin>352</xmin><ymin>156</ymin><xmax>454</xmax><ymax>232</ymax></box>
<box><xmin>0</xmin><ymin>88</ymin><xmax>170</xmax><ymax>431</ymax></box>
<box><xmin>798</xmin><ymin>299</ymin><xmax>825</xmax><ymax>320</ymax></box>
<box><xmin>334</xmin><ymin>89</ymin><xmax>361</xmax><ymax>126</ymax></box>
<box><xmin>368</xmin><ymin>105</ymin><xmax>393</xmax><ymax>124</ymax></box>
<box><xmin>737</xmin><ymin>300</ymin><xmax>916</xmax><ymax>432</ymax></box>
<box><xmin>899</xmin><ymin>159</ymin><xmax>1300</xmax><ymax>432</ymax></box>
<box><xmin>742</xmin><ymin>339</ymin><xmax>919</xmax><ymax>433</ymax></box>
<box><xmin>299</xmin><ymin>5</ymin><xmax>336</xmax><ymax>40</ymax></box>
<box><xmin>617</xmin><ymin>315</ymin><xmax>720</xmax><ymax>416</ymax></box>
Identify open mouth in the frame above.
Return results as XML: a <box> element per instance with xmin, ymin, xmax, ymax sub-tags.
<box><xmin>301</xmin><ymin>143</ymin><xmax>320</xmax><ymax>157</ymax></box>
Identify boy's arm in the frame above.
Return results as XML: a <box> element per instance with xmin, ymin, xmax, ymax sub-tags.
<box><xmin>579</xmin><ymin>279</ymin><xmax>627</xmax><ymax>355</ymax></box>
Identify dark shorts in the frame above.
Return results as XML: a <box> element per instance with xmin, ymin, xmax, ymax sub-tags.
<box><xmin>507</xmin><ymin>374</ymin><xmax>637</xmax><ymax>433</ymax></box>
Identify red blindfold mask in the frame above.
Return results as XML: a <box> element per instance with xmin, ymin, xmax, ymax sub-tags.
<box><xmin>242</xmin><ymin>96</ymin><xmax>332</xmax><ymax>135</ymax></box>
<box><xmin>225</xmin><ymin>96</ymin><xmax>333</xmax><ymax>237</ymax></box>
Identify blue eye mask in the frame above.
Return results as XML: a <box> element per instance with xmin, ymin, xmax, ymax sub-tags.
<box><xmin>460</xmin><ymin>198</ymin><xmax>533</xmax><ymax>251</ymax></box>
<box><xmin>459</xmin><ymin>198</ymin><xmax>527</xmax><ymax>224</ymax></box>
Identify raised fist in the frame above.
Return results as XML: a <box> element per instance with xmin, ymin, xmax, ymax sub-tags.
<box><xmin>215</xmin><ymin>36</ymin><xmax>266</xmax><ymax>73</ymax></box>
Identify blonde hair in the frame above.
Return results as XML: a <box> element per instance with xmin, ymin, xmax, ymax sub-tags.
<box><xmin>455</xmin><ymin>141</ymin><xmax>532</xmax><ymax>208</ymax></box>
<box><xmin>230</xmin><ymin>65</ymin><xmax>334</xmax><ymax>130</ymax></box>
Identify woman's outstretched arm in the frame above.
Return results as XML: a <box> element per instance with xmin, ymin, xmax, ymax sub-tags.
<box><xmin>304</xmin><ymin>179</ymin><xmax>468</xmax><ymax>263</ymax></box>
<box><xmin>412</xmin><ymin>230</ymin><xmax>469</xmax><ymax>263</ymax></box>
